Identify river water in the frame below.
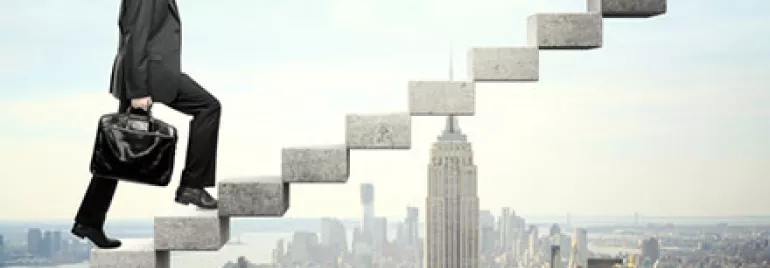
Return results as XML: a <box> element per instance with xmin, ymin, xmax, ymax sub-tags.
<box><xmin>8</xmin><ymin>232</ymin><xmax>293</xmax><ymax>268</ymax></box>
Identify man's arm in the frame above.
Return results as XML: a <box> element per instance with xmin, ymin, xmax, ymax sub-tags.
<box><xmin>123</xmin><ymin>0</ymin><xmax>155</xmax><ymax>99</ymax></box>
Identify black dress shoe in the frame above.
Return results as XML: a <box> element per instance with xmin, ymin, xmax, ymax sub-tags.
<box><xmin>71</xmin><ymin>223</ymin><xmax>122</xmax><ymax>249</ymax></box>
<box><xmin>175</xmin><ymin>186</ymin><xmax>218</xmax><ymax>209</ymax></box>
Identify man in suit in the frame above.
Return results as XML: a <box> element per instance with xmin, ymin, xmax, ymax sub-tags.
<box><xmin>72</xmin><ymin>0</ymin><xmax>221</xmax><ymax>249</ymax></box>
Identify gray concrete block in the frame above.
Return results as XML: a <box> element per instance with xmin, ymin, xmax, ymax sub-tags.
<box><xmin>588</xmin><ymin>0</ymin><xmax>666</xmax><ymax>18</ymax></box>
<box><xmin>468</xmin><ymin>47</ymin><xmax>539</xmax><ymax>82</ymax></box>
<box><xmin>528</xmin><ymin>13</ymin><xmax>603</xmax><ymax>49</ymax></box>
<box><xmin>282</xmin><ymin>145</ymin><xmax>349</xmax><ymax>183</ymax></box>
<box><xmin>154</xmin><ymin>209</ymin><xmax>230</xmax><ymax>251</ymax></box>
<box><xmin>346</xmin><ymin>113</ymin><xmax>411</xmax><ymax>149</ymax></box>
<box><xmin>90</xmin><ymin>239</ymin><xmax>169</xmax><ymax>268</ymax></box>
<box><xmin>409</xmin><ymin>81</ymin><xmax>475</xmax><ymax>116</ymax></box>
<box><xmin>218</xmin><ymin>176</ymin><xmax>290</xmax><ymax>216</ymax></box>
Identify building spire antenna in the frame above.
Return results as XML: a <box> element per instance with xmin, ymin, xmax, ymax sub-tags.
<box><xmin>447</xmin><ymin>41</ymin><xmax>455</xmax><ymax>132</ymax></box>
<box><xmin>438</xmin><ymin>40</ymin><xmax>466</xmax><ymax>141</ymax></box>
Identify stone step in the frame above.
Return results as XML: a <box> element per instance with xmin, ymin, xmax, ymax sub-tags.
<box><xmin>218</xmin><ymin>176</ymin><xmax>290</xmax><ymax>216</ymax></box>
<box><xmin>346</xmin><ymin>113</ymin><xmax>411</xmax><ymax>149</ymax></box>
<box><xmin>588</xmin><ymin>0</ymin><xmax>666</xmax><ymax>18</ymax></box>
<box><xmin>468</xmin><ymin>47</ymin><xmax>539</xmax><ymax>82</ymax></box>
<box><xmin>282</xmin><ymin>145</ymin><xmax>349</xmax><ymax>183</ymax></box>
<box><xmin>90</xmin><ymin>238</ymin><xmax>170</xmax><ymax>268</ymax></box>
<box><xmin>154</xmin><ymin>208</ymin><xmax>230</xmax><ymax>251</ymax></box>
<box><xmin>408</xmin><ymin>81</ymin><xmax>475</xmax><ymax>116</ymax></box>
<box><xmin>528</xmin><ymin>13</ymin><xmax>603</xmax><ymax>49</ymax></box>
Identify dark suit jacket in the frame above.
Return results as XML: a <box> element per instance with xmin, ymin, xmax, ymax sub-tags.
<box><xmin>110</xmin><ymin>0</ymin><xmax>182</xmax><ymax>103</ymax></box>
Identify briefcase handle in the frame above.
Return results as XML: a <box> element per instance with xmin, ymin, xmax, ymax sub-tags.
<box><xmin>124</xmin><ymin>106</ymin><xmax>157</xmax><ymax>131</ymax></box>
<box><xmin>125</xmin><ymin>106</ymin><xmax>156</xmax><ymax>125</ymax></box>
<box><xmin>125</xmin><ymin>105</ymin><xmax>153</xmax><ymax>117</ymax></box>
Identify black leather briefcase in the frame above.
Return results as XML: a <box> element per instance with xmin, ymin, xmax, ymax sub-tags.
<box><xmin>90</xmin><ymin>108</ymin><xmax>178</xmax><ymax>186</ymax></box>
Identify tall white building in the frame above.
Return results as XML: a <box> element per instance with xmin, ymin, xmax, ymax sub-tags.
<box><xmin>288</xmin><ymin>232</ymin><xmax>319</xmax><ymax>263</ymax></box>
<box><xmin>529</xmin><ymin>225</ymin><xmax>540</xmax><ymax>261</ymax></box>
<box><xmin>360</xmin><ymin>183</ymin><xmax>375</xmax><ymax>234</ymax></box>
<box><xmin>405</xmin><ymin>207</ymin><xmax>420</xmax><ymax>246</ymax></box>
<box><xmin>550</xmin><ymin>245</ymin><xmax>562</xmax><ymax>268</ymax></box>
<box><xmin>352</xmin><ymin>227</ymin><xmax>373</xmax><ymax>268</ymax></box>
<box><xmin>320</xmin><ymin>217</ymin><xmax>348</xmax><ymax>255</ymax></box>
<box><xmin>568</xmin><ymin>228</ymin><xmax>588</xmax><ymax>268</ymax></box>
<box><xmin>550</xmin><ymin>224</ymin><xmax>572</xmax><ymax>263</ymax></box>
<box><xmin>425</xmin><ymin>116</ymin><xmax>479</xmax><ymax>268</ymax></box>
<box><xmin>372</xmin><ymin>217</ymin><xmax>387</xmax><ymax>252</ymax></box>
<box><xmin>499</xmin><ymin>208</ymin><xmax>526</xmax><ymax>257</ymax></box>
<box><xmin>479</xmin><ymin>210</ymin><xmax>496</xmax><ymax>254</ymax></box>
<box><xmin>404</xmin><ymin>207</ymin><xmax>422</xmax><ymax>268</ymax></box>
<box><xmin>513</xmin><ymin>214</ymin><xmax>526</xmax><ymax>259</ymax></box>
<box><xmin>499</xmin><ymin>207</ymin><xmax>512</xmax><ymax>250</ymax></box>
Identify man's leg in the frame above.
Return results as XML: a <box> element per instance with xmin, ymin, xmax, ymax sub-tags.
<box><xmin>74</xmin><ymin>178</ymin><xmax>118</xmax><ymax>228</ymax></box>
<box><xmin>74</xmin><ymin>100</ymin><xmax>130</xmax><ymax>227</ymax></box>
<box><xmin>165</xmin><ymin>73</ymin><xmax>220</xmax><ymax>208</ymax></box>
<box><xmin>72</xmin><ymin>100</ymin><xmax>129</xmax><ymax>248</ymax></box>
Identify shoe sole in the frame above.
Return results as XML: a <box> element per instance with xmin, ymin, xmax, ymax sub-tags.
<box><xmin>72</xmin><ymin>232</ymin><xmax>121</xmax><ymax>249</ymax></box>
<box><xmin>175</xmin><ymin>196</ymin><xmax>217</xmax><ymax>209</ymax></box>
<box><xmin>174</xmin><ymin>197</ymin><xmax>191</xmax><ymax>205</ymax></box>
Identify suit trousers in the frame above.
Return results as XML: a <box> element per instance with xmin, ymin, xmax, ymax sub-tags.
<box><xmin>75</xmin><ymin>73</ymin><xmax>221</xmax><ymax>228</ymax></box>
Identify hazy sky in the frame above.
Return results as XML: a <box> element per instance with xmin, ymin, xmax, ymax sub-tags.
<box><xmin>0</xmin><ymin>0</ymin><xmax>769</xmax><ymax>221</ymax></box>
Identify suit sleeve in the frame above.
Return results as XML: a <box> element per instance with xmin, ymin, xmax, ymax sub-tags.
<box><xmin>123</xmin><ymin>0</ymin><xmax>154</xmax><ymax>99</ymax></box>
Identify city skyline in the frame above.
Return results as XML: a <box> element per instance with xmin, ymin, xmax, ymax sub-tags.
<box><xmin>6</xmin><ymin>214</ymin><xmax>768</xmax><ymax>267</ymax></box>
<box><xmin>2</xmin><ymin>0</ymin><xmax>770</xmax><ymax>221</ymax></box>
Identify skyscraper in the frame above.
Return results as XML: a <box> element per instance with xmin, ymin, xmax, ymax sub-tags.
<box><xmin>569</xmin><ymin>228</ymin><xmax>588</xmax><ymax>268</ymax></box>
<box><xmin>479</xmin><ymin>210</ymin><xmax>496</xmax><ymax>254</ymax></box>
<box><xmin>500</xmin><ymin>207</ymin><xmax>512</xmax><ymax>250</ymax></box>
<box><xmin>513</xmin><ymin>213</ymin><xmax>526</xmax><ymax>259</ymax></box>
<box><xmin>404</xmin><ymin>206</ymin><xmax>422</xmax><ymax>268</ymax></box>
<box><xmin>360</xmin><ymin>183</ymin><xmax>375</xmax><ymax>234</ymax></box>
<box><xmin>52</xmin><ymin>231</ymin><xmax>61</xmax><ymax>257</ymax></box>
<box><xmin>405</xmin><ymin>207</ymin><xmax>419</xmax><ymax>246</ymax></box>
<box><xmin>550</xmin><ymin>224</ymin><xmax>571</xmax><ymax>263</ymax></box>
<box><xmin>42</xmin><ymin>231</ymin><xmax>52</xmax><ymax>258</ymax></box>
<box><xmin>27</xmin><ymin>228</ymin><xmax>42</xmax><ymax>257</ymax></box>
<box><xmin>499</xmin><ymin>207</ymin><xmax>526</xmax><ymax>257</ymax></box>
<box><xmin>425</xmin><ymin>115</ymin><xmax>479</xmax><ymax>268</ymax></box>
<box><xmin>372</xmin><ymin>217</ymin><xmax>387</xmax><ymax>252</ymax></box>
<box><xmin>551</xmin><ymin>245</ymin><xmax>562</xmax><ymax>268</ymax></box>
<box><xmin>528</xmin><ymin>225</ymin><xmax>539</xmax><ymax>261</ymax></box>
<box><xmin>288</xmin><ymin>232</ymin><xmax>319</xmax><ymax>263</ymax></box>
<box><xmin>320</xmin><ymin>217</ymin><xmax>348</xmax><ymax>256</ymax></box>
<box><xmin>640</xmin><ymin>237</ymin><xmax>660</xmax><ymax>264</ymax></box>
<box><xmin>352</xmin><ymin>227</ymin><xmax>374</xmax><ymax>268</ymax></box>
<box><xmin>0</xmin><ymin>234</ymin><xmax>4</xmax><ymax>253</ymax></box>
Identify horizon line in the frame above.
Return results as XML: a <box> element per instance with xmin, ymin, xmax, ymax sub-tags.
<box><xmin>4</xmin><ymin>214</ymin><xmax>770</xmax><ymax>223</ymax></box>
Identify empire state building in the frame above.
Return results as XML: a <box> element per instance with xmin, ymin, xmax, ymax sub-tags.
<box><xmin>425</xmin><ymin>115</ymin><xmax>479</xmax><ymax>268</ymax></box>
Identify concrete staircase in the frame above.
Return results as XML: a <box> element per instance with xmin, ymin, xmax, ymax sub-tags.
<box><xmin>90</xmin><ymin>0</ymin><xmax>666</xmax><ymax>266</ymax></box>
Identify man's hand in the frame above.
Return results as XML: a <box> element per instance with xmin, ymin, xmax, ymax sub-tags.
<box><xmin>131</xmin><ymin>96</ymin><xmax>153</xmax><ymax>111</ymax></box>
